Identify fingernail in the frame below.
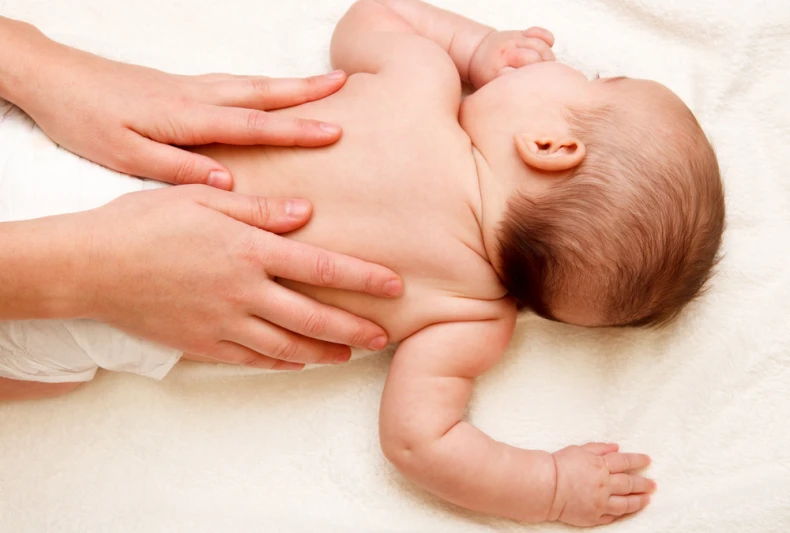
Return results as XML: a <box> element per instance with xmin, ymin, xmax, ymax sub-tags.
<box><xmin>333</xmin><ymin>352</ymin><xmax>351</xmax><ymax>364</ymax></box>
<box><xmin>383</xmin><ymin>279</ymin><xmax>402</xmax><ymax>297</ymax></box>
<box><xmin>286</xmin><ymin>199</ymin><xmax>310</xmax><ymax>218</ymax></box>
<box><xmin>208</xmin><ymin>170</ymin><xmax>231</xmax><ymax>189</ymax></box>
<box><xmin>368</xmin><ymin>336</ymin><xmax>387</xmax><ymax>351</ymax></box>
<box><xmin>319</xmin><ymin>122</ymin><xmax>341</xmax><ymax>134</ymax></box>
<box><xmin>327</xmin><ymin>70</ymin><xmax>345</xmax><ymax>80</ymax></box>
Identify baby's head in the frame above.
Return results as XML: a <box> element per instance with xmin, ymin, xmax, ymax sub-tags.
<box><xmin>461</xmin><ymin>62</ymin><xmax>725</xmax><ymax>327</ymax></box>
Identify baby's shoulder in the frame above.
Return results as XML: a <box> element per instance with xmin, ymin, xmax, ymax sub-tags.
<box><xmin>371</xmin><ymin>36</ymin><xmax>462</xmax><ymax>111</ymax></box>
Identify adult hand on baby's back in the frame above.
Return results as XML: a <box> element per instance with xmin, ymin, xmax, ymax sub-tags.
<box><xmin>67</xmin><ymin>186</ymin><xmax>402</xmax><ymax>369</ymax></box>
<box><xmin>469</xmin><ymin>27</ymin><xmax>555</xmax><ymax>88</ymax></box>
<box><xmin>8</xmin><ymin>21</ymin><xmax>345</xmax><ymax>190</ymax></box>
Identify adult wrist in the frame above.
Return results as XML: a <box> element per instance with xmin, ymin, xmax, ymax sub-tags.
<box><xmin>0</xmin><ymin>16</ymin><xmax>61</xmax><ymax>109</ymax></box>
<box><xmin>0</xmin><ymin>213</ymin><xmax>95</xmax><ymax>321</ymax></box>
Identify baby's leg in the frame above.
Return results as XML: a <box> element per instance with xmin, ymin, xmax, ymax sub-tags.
<box><xmin>0</xmin><ymin>377</ymin><xmax>82</xmax><ymax>401</ymax></box>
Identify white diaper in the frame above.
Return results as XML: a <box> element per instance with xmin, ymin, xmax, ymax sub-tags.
<box><xmin>0</xmin><ymin>98</ymin><xmax>181</xmax><ymax>383</ymax></box>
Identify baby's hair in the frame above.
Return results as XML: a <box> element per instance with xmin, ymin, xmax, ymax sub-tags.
<box><xmin>496</xmin><ymin>103</ymin><xmax>725</xmax><ymax>327</ymax></box>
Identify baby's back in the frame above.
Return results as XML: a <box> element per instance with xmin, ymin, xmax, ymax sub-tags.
<box><xmin>199</xmin><ymin>73</ymin><xmax>506</xmax><ymax>342</ymax></box>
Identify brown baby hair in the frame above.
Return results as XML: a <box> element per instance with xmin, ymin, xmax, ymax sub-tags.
<box><xmin>496</xmin><ymin>102</ymin><xmax>725</xmax><ymax>327</ymax></box>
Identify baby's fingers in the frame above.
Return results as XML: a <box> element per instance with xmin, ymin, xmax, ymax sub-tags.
<box><xmin>523</xmin><ymin>27</ymin><xmax>555</xmax><ymax>47</ymax></box>
<box><xmin>582</xmin><ymin>442</ymin><xmax>619</xmax><ymax>455</ymax></box>
<box><xmin>610</xmin><ymin>473</ymin><xmax>657</xmax><ymax>495</ymax></box>
<box><xmin>518</xmin><ymin>36</ymin><xmax>555</xmax><ymax>61</ymax></box>
<box><xmin>506</xmin><ymin>48</ymin><xmax>542</xmax><ymax>69</ymax></box>
<box><xmin>607</xmin><ymin>493</ymin><xmax>651</xmax><ymax>516</ymax></box>
<box><xmin>604</xmin><ymin>452</ymin><xmax>651</xmax><ymax>473</ymax></box>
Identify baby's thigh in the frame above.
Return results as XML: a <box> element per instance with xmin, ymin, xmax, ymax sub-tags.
<box><xmin>0</xmin><ymin>377</ymin><xmax>82</xmax><ymax>401</ymax></box>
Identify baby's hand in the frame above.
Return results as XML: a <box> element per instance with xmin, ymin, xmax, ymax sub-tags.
<box><xmin>549</xmin><ymin>443</ymin><xmax>656</xmax><ymax>527</ymax></box>
<box><xmin>468</xmin><ymin>28</ymin><xmax>555</xmax><ymax>88</ymax></box>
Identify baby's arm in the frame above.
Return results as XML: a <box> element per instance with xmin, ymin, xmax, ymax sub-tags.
<box><xmin>332</xmin><ymin>0</ymin><xmax>554</xmax><ymax>86</ymax></box>
<box><xmin>380</xmin><ymin>307</ymin><xmax>655</xmax><ymax>526</ymax></box>
<box><xmin>380</xmin><ymin>312</ymin><xmax>556</xmax><ymax>521</ymax></box>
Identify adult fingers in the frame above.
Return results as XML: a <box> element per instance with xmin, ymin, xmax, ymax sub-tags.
<box><xmin>607</xmin><ymin>494</ymin><xmax>651</xmax><ymax>516</ymax></box>
<box><xmin>176</xmin><ymin>106</ymin><xmax>341</xmax><ymax>147</ymax></box>
<box><xmin>232</xmin><ymin>316</ymin><xmax>352</xmax><ymax>365</ymax></box>
<box><xmin>609</xmin><ymin>474</ymin><xmax>657</xmax><ymax>495</ymax></box>
<box><xmin>193</xmin><ymin>189</ymin><xmax>404</xmax><ymax>296</ymax></box>
<box><xmin>204</xmin><ymin>341</ymin><xmax>305</xmax><ymax>370</ymax></box>
<box><xmin>604</xmin><ymin>452</ymin><xmax>652</xmax><ymax>474</ymax></box>
<box><xmin>523</xmin><ymin>27</ymin><xmax>555</xmax><ymax>47</ymax></box>
<box><xmin>255</xmin><ymin>283</ymin><xmax>389</xmax><ymax>350</ymax></box>
<box><xmin>198</xmin><ymin>71</ymin><xmax>347</xmax><ymax>110</ymax></box>
<box><xmin>261</xmin><ymin>237</ymin><xmax>403</xmax><ymax>298</ymax></box>
<box><xmin>112</xmin><ymin>135</ymin><xmax>234</xmax><ymax>189</ymax></box>
<box><xmin>193</xmin><ymin>187</ymin><xmax>313</xmax><ymax>234</ymax></box>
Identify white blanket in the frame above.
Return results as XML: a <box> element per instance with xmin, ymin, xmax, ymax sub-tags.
<box><xmin>0</xmin><ymin>0</ymin><xmax>788</xmax><ymax>531</ymax></box>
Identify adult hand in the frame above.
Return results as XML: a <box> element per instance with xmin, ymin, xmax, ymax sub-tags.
<box><xmin>1</xmin><ymin>17</ymin><xmax>345</xmax><ymax>189</ymax></box>
<box><xmin>65</xmin><ymin>186</ymin><xmax>403</xmax><ymax>370</ymax></box>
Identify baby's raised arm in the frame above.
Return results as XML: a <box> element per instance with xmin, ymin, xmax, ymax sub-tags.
<box><xmin>332</xmin><ymin>0</ymin><xmax>554</xmax><ymax>86</ymax></box>
<box><xmin>380</xmin><ymin>306</ymin><xmax>655</xmax><ymax>526</ymax></box>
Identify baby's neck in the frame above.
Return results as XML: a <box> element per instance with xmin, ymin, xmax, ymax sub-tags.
<box><xmin>469</xmin><ymin>144</ymin><xmax>505</xmax><ymax>268</ymax></box>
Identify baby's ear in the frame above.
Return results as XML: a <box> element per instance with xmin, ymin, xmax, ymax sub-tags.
<box><xmin>514</xmin><ymin>133</ymin><xmax>586</xmax><ymax>172</ymax></box>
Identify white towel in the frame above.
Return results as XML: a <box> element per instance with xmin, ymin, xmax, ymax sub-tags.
<box><xmin>0</xmin><ymin>99</ymin><xmax>181</xmax><ymax>383</ymax></box>
<box><xmin>0</xmin><ymin>0</ymin><xmax>788</xmax><ymax>532</ymax></box>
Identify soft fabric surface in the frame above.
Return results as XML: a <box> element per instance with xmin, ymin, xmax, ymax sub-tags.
<box><xmin>0</xmin><ymin>0</ymin><xmax>788</xmax><ymax>531</ymax></box>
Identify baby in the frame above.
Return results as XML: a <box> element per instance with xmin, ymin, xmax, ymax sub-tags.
<box><xmin>1</xmin><ymin>0</ymin><xmax>725</xmax><ymax>526</ymax></box>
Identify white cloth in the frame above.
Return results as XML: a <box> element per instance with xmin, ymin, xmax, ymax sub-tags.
<box><xmin>0</xmin><ymin>0</ymin><xmax>789</xmax><ymax>532</ymax></box>
<box><xmin>0</xmin><ymin>99</ymin><xmax>181</xmax><ymax>382</ymax></box>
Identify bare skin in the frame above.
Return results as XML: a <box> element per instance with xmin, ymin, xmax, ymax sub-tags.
<box><xmin>3</xmin><ymin>0</ymin><xmax>657</xmax><ymax>526</ymax></box>
<box><xmin>0</xmin><ymin>15</ymin><xmax>405</xmax><ymax>382</ymax></box>
<box><xmin>192</xmin><ymin>0</ymin><xmax>656</xmax><ymax>526</ymax></box>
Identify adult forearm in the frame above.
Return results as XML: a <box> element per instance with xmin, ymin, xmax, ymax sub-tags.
<box><xmin>0</xmin><ymin>215</ymin><xmax>88</xmax><ymax>320</ymax></box>
<box><xmin>0</xmin><ymin>16</ymin><xmax>56</xmax><ymax>107</ymax></box>
<box><xmin>375</xmin><ymin>0</ymin><xmax>493</xmax><ymax>82</ymax></box>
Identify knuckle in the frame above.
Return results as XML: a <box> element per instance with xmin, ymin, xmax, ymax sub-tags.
<box><xmin>246</xmin><ymin>110</ymin><xmax>268</xmax><ymax>134</ymax></box>
<box><xmin>294</xmin><ymin>118</ymin><xmax>312</xmax><ymax>135</ymax></box>
<box><xmin>172</xmin><ymin>156</ymin><xmax>198</xmax><ymax>184</ymax></box>
<box><xmin>250</xmin><ymin>77</ymin><xmax>272</xmax><ymax>99</ymax></box>
<box><xmin>251</xmin><ymin>197</ymin><xmax>272</xmax><ymax>226</ymax></box>
<box><xmin>312</xmin><ymin>254</ymin><xmax>337</xmax><ymax>286</ymax></box>
<box><xmin>237</xmin><ymin>229</ymin><xmax>264</xmax><ymax>264</ymax></box>
<box><xmin>270</xmin><ymin>340</ymin><xmax>299</xmax><ymax>362</ymax></box>
<box><xmin>362</xmin><ymin>271</ymin><xmax>375</xmax><ymax>294</ymax></box>
<box><xmin>239</xmin><ymin>352</ymin><xmax>262</xmax><ymax>367</ymax></box>
<box><xmin>349</xmin><ymin>322</ymin><xmax>371</xmax><ymax>347</ymax></box>
<box><xmin>302</xmin><ymin>311</ymin><xmax>328</xmax><ymax>336</ymax></box>
<box><xmin>174</xmin><ymin>94</ymin><xmax>193</xmax><ymax>110</ymax></box>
